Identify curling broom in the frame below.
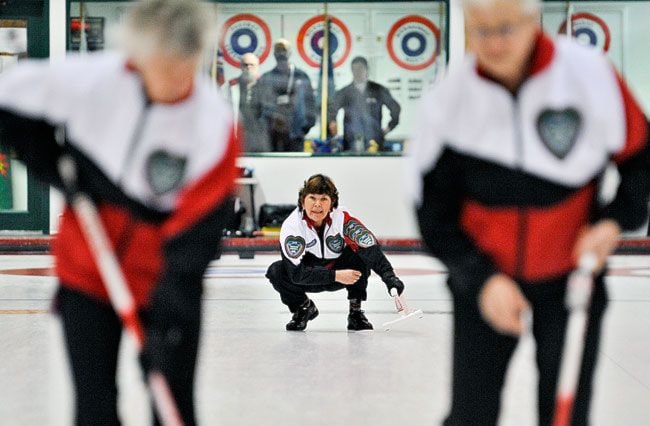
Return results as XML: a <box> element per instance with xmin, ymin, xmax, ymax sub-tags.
<box><xmin>383</xmin><ymin>288</ymin><xmax>424</xmax><ymax>331</ymax></box>
<box><xmin>553</xmin><ymin>252</ymin><xmax>598</xmax><ymax>426</ymax></box>
<box><xmin>58</xmin><ymin>156</ymin><xmax>184</xmax><ymax>426</ymax></box>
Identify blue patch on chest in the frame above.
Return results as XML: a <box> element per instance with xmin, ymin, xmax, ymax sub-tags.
<box><xmin>326</xmin><ymin>234</ymin><xmax>344</xmax><ymax>253</ymax></box>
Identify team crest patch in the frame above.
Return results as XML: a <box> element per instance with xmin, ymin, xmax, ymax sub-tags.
<box><xmin>284</xmin><ymin>236</ymin><xmax>306</xmax><ymax>258</ymax></box>
<box><xmin>146</xmin><ymin>150</ymin><xmax>187</xmax><ymax>195</ymax></box>
<box><xmin>536</xmin><ymin>108</ymin><xmax>582</xmax><ymax>160</ymax></box>
<box><xmin>326</xmin><ymin>234</ymin><xmax>344</xmax><ymax>253</ymax></box>
<box><xmin>344</xmin><ymin>219</ymin><xmax>376</xmax><ymax>248</ymax></box>
<box><xmin>306</xmin><ymin>239</ymin><xmax>317</xmax><ymax>248</ymax></box>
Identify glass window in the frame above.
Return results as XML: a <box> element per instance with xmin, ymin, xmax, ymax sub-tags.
<box><xmin>541</xmin><ymin>2</ymin><xmax>650</xmax><ymax>112</ymax></box>
<box><xmin>68</xmin><ymin>1</ymin><xmax>448</xmax><ymax>156</ymax></box>
<box><xmin>215</xmin><ymin>1</ymin><xmax>447</xmax><ymax>155</ymax></box>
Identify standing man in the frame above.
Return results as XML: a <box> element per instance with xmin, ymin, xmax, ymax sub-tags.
<box><xmin>237</xmin><ymin>52</ymin><xmax>261</xmax><ymax>110</ymax></box>
<box><xmin>258</xmin><ymin>39</ymin><xmax>316</xmax><ymax>152</ymax></box>
<box><xmin>328</xmin><ymin>56</ymin><xmax>401</xmax><ymax>151</ymax></box>
<box><xmin>409</xmin><ymin>0</ymin><xmax>650</xmax><ymax>425</ymax></box>
<box><xmin>235</xmin><ymin>52</ymin><xmax>269</xmax><ymax>152</ymax></box>
<box><xmin>0</xmin><ymin>0</ymin><xmax>239</xmax><ymax>424</ymax></box>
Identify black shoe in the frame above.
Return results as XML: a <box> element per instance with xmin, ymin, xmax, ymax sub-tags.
<box><xmin>347</xmin><ymin>310</ymin><xmax>373</xmax><ymax>331</ymax></box>
<box><xmin>286</xmin><ymin>300</ymin><xmax>319</xmax><ymax>331</ymax></box>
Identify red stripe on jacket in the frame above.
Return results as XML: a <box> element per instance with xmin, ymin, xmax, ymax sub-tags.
<box><xmin>55</xmin><ymin>125</ymin><xmax>240</xmax><ymax>306</ymax></box>
<box><xmin>460</xmin><ymin>185</ymin><xmax>595</xmax><ymax>282</ymax></box>
<box><xmin>612</xmin><ymin>74</ymin><xmax>647</xmax><ymax>164</ymax></box>
<box><xmin>54</xmin><ymin>204</ymin><xmax>163</xmax><ymax>306</ymax></box>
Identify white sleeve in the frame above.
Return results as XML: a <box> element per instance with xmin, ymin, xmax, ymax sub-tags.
<box><xmin>279</xmin><ymin>210</ymin><xmax>305</xmax><ymax>266</ymax></box>
<box><xmin>0</xmin><ymin>59</ymin><xmax>60</xmax><ymax>119</ymax></box>
<box><xmin>0</xmin><ymin>53</ymin><xmax>118</xmax><ymax>125</ymax></box>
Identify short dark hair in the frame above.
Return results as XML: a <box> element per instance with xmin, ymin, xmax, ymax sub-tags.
<box><xmin>351</xmin><ymin>56</ymin><xmax>368</xmax><ymax>69</ymax></box>
<box><xmin>297</xmin><ymin>174</ymin><xmax>339</xmax><ymax>211</ymax></box>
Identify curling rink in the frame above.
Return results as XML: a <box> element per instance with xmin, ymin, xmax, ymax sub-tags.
<box><xmin>0</xmin><ymin>252</ymin><xmax>649</xmax><ymax>425</ymax></box>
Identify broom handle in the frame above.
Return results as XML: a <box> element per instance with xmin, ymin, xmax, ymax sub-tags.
<box><xmin>553</xmin><ymin>252</ymin><xmax>598</xmax><ymax>426</ymax></box>
<box><xmin>390</xmin><ymin>288</ymin><xmax>406</xmax><ymax>312</ymax></box>
<box><xmin>58</xmin><ymin>156</ymin><xmax>184</xmax><ymax>426</ymax></box>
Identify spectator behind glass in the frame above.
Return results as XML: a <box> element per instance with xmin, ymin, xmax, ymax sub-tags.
<box><xmin>257</xmin><ymin>39</ymin><xmax>316</xmax><ymax>152</ymax></box>
<box><xmin>235</xmin><ymin>52</ymin><xmax>269</xmax><ymax>152</ymax></box>
<box><xmin>328</xmin><ymin>56</ymin><xmax>401</xmax><ymax>152</ymax></box>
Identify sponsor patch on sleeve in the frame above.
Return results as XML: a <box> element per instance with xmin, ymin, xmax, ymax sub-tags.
<box><xmin>284</xmin><ymin>235</ymin><xmax>306</xmax><ymax>258</ymax></box>
<box><xmin>343</xmin><ymin>219</ymin><xmax>376</xmax><ymax>248</ymax></box>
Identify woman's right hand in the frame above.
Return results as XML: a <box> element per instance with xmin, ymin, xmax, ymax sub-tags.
<box><xmin>335</xmin><ymin>269</ymin><xmax>362</xmax><ymax>285</ymax></box>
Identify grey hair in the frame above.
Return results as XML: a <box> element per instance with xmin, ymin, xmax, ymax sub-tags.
<box><xmin>462</xmin><ymin>0</ymin><xmax>541</xmax><ymax>15</ymax></box>
<box><xmin>116</xmin><ymin>0</ymin><xmax>216</xmax><ymax>59</ymax></box>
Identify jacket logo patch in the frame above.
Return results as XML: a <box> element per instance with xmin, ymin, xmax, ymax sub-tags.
<box><xmin>146</xmin><ymin>150</ymin><xmax>187</xmax><ymax>195</ymax></box>
<box><xmin>344</xmin><ymin>219</ymin><xmax>376</xmax><ymax>248</ymax></box>
<box><xmin>306</xmin><ymin>239</ymin><xmax>317</xmax><ymax>248</ymax></box>
<box><xmin>536</xmin><ymin>108</ymin><xmax>582</xmax><ymax>159</ymax></box>
<box><xmin>284</xmin><ymin>236</ymin><xmax>306</xmax><ymax>258</ymax></box>
<box><xmin>326</xmin><ymin>234</ymin><xmax>344</xmax><ymax>253</ymax></box>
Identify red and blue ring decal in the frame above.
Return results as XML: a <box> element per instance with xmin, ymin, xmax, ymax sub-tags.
<box><xmin>297</xmin><ymin>15</ymin><xmax>352</xmax><ymax>69</ymax></box>
<box><xmin>558</xmin><ymin>12</ymin><xmax>611</xmax><ymax>53</ymax></box>
<box><xmin>387</xmin><ymin>15</ymin><xmax>440</xmax><ymax>71</ymax></box>
<box><xmin>220</xmin><ymin>14</ymin><xmax>272</xmax><ymax>67</ymax></box>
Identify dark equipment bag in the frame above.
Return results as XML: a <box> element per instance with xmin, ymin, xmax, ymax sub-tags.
<box><xmin>258</xmin><ymin>204</ymin><xmax>295</xmax><ymax>227</ymax></box>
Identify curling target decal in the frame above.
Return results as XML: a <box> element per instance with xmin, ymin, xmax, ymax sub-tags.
<box><xmin>387</xmin><ymin>15</ymin><xmax>440</xmax><ymax>71</ymax></box>
<box><xmin>297</xmin><ymin>15</ymin><xmax>352</xmax><ymax>68</ymax></box>
<box><xmin>558</xmin><ymin>12</ymin><xmax>611</xmax><ymax>52</ymax></box>
<box><xmin>220</xmin><ymin>14</ymin><xmax>272</xmax><ymax>67</ymax></box>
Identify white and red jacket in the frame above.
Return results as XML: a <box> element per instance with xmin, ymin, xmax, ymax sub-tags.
<box><xmin>0</xmin><ymin>52</ymin><xmax>239</xmax><ymax>307</ymax></box>
<box><xmin>409</xmin><ymin>34</ymin><xmax>649</xmax><ymax>301</ymax></box>
<box><xmin>279</xmin><ymin>207</ymin><xmax>395</xmax><ymax>286</ymax></box>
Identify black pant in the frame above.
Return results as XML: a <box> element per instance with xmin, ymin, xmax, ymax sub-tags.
<box><xmin>444</xmin><ymin>275</ymin><xmax>608</xmax><ymax>426</ymax></box>
<box><xmin>56</xmin><ymin>286</ymin><xmax>200</xmax><ymax>426</ymax></box>
<box><xmin>267</xmin><ymin>247</ymin><xmax>370</xmax><ymax>312</ymax></box>
<box><xmin>270</xmin><ymin>129</ymin><xmax>303</xmax><ymax>152</ymax></box>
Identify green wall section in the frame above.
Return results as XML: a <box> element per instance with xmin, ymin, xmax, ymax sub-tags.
<box><xmin>0</xmin><ymin>0</ymin><xmax>50</xmax><ymax>232</ymax></box>
<box><xmin>0</xmin><ymin>148</ymin><xmax>11</xmax><ymax>210</ymax></box>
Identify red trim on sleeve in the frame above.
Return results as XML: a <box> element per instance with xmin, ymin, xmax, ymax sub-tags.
<box><xmin>612</xmin><ymin>74</ymin><xmax>647</xmax><ymax>164</ymax></box>
<box><xmin>341</xmin><ymin>211</ymin><xmax>376</xmax><ymax>252</ymax></box>
<box><xmin>162</xmin><ymin>125</ymin><xmax>240</xmax><ymax>237</ymax></box>
<box><xmin>342</xmin><ymin>211</ymin><xmax>357</xmax><ymax>250</ymax></box>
